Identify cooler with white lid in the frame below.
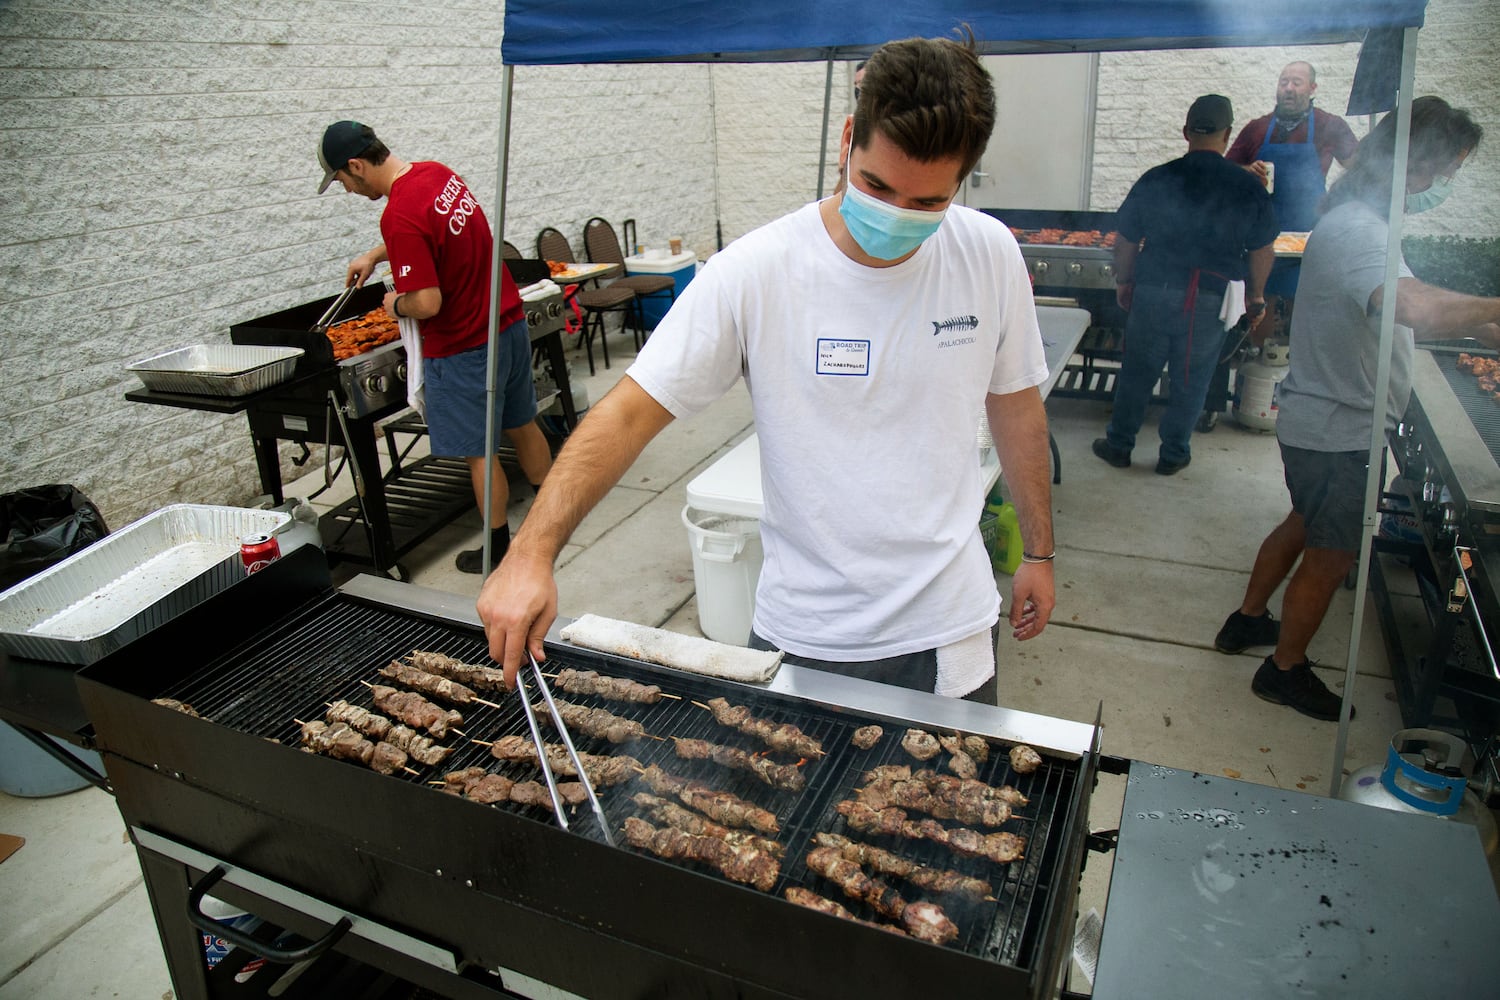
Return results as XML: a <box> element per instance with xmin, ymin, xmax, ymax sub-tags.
<box><xmin>683</xmin><ymin>435</ymin><xmax>762</xmax><ymax>646</ymax></box>
<box><xmin>624</xmin><ymin>250</ymin><xmax>697</xmax><ymax>329</ymax></box>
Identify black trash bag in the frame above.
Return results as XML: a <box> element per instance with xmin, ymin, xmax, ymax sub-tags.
<box><xmin>0</xmin><ymin>485</ymin><xmax>111</xmax><ymax>591</ymax></box>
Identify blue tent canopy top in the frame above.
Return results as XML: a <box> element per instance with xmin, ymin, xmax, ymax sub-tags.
<box><xmin>502</xmin><ymin>0</ymin><xmax>1427</xmax><ymax>65</ymax></box>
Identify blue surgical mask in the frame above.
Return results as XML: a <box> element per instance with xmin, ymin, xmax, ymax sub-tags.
<box><xmin>838</xmin><ymin>148</ymin><xmax>948</xmax><ymax>260</ymax></box>
<box><xmin>1406</xmin><ymin>173</ymin><xmax>1454</xmax><ymax>215</ymax></box>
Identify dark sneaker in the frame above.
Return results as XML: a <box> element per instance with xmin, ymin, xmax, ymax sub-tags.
<box><xmin>455</xmin><ymin>548</ymin><xmax>485</xmax><ymax>574</ymax></box>
<box><xmin>1092</xmin><ymin>438</ymin><xmax>1131</xmax><ymax>469</ymax></box>
<box><xmin>1215</xmin><ymin>609</ymin><xmax>1279</xmax><ymax>653</ymax></box>
<box><xmin>1251</xmin><ymin>657</ymin><xmax>1353</xmax><ymax>722</ymax></box>
<box><xmin>1196</xmin><ymin>410</ymin><xmax>1219</xmax><ymax>433</ymax></box>
<box><xmin>1155</xmin><ymin>455</ymin><xmax>1192</xmax><ymax>475</ymax></box>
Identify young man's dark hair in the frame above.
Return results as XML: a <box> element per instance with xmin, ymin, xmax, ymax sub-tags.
<box><xmin>1323</xmin><ymin>96</ymin><xmax>1482</xmax><ymax>217</ymax></box>
<box><xmin>356</xmin><ymin>138</ymin><xmax>391</xmax><ymax>167</ymax></box>
<box><xmin>852</xmin><ymin>30</ymin><xmax>996</xmax><ymax>179</ymax></box>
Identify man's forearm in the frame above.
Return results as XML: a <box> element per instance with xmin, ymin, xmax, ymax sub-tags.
<box><xmin>1380</xmin><ymin>278</ymin><xmax>1500</xmax><ymax>337</ymax></box>
<box><xmin>511</xmin><ymin>376</ymin><xmax>674</xmax><ymax>563</ymax></box>
<box><xmin>986</xmin><ymin>388</ymin><xmax>1054</xmax><ymax>556</ymax></box>
<box><xmin>1247</xmin><ymin>244</ymin><xmax>1274</xmax><ymax>300</ymax></box>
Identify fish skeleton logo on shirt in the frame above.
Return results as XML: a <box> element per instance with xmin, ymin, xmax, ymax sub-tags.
<box><xmin>932</xmin><ymin>315</ymin><xmax>979</xmax><ymax>336</ymax></box>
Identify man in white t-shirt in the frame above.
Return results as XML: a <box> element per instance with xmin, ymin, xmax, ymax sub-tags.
<box><xmin>477</xmin><ymin>35</ymin><xmax>1056</xmax><ymax>702</ymax></box>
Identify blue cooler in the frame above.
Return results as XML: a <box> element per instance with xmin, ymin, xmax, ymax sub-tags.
<box><xmin>624</xmin><ymin>250</ymin><xmax>696</xmax><ymax>329</ymax></box>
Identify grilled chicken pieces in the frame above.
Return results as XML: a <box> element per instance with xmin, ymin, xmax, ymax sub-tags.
<box><xmin>901</xmin><ymin>728</ymin><xmax>942</xmax><ymax>761</ymax></box>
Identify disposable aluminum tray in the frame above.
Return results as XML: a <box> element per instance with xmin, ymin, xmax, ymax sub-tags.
<box><xmin>0</xmin><ymin>504</ymin><xmax>290</xmax><ymax>664</ymax></box>
<box><xmin>126</xmin><ymin>345</ymin><xmax>304</xmax><ymax>396</ymax></box>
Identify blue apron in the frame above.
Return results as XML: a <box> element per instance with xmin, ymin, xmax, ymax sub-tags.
<box><xmin>1259</xmin><ymin>111</ymin><xmax>1324</xmax><ymax>297</ymax></box>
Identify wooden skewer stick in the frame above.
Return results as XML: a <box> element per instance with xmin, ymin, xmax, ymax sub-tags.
<box><xmin>642</xmin><ymin>733</ymin><xmax>668</xmax><ymax>742</ymax></box>
<box><xmin>402</xmin><ymin>766</ymin><xmax>420</xmax><ymax>776</ymax></box>
<box><xmin>470</xmin><ymin>738</ymin><xmax>494</xmax><ymax>747</ymax></box>
<box><xmin>450</xmin><ymin>729</ymin><xmax>467</xmax><ymax>738</ymax></box>
<box><xmin>427</xmin><ymin>780</ymin><xmax>446</xmax><ymax>787</ymax></box>
<box><xmin>691</xmin><ymin>699</ymin><xmax>713</xmax><ymax>712</ymax></box>
<box><xmin>659</xmin><ymin>692</ymin><xmax>683</xmax><ymax>700</ymax></box>
<box><xmin>475</xmin><ymin>697</ymin><xmax>503</xmax><ymax>710</ymax></box>
<box><xmin>293</xmin><ymin>718</ymin><xmax>309</xmax><ymax>726</ymax></box>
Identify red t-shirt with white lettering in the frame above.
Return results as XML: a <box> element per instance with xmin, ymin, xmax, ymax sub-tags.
<box><xmin>379</xmin><ymin>161</ymin><xmax>523</xmax><ymax>359</ymax></box>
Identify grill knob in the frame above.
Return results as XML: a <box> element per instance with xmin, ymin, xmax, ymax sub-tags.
<box><xmin>1101</xmin><ymin>263</ymin><xmax>1114</xmax><ymax>279</ymax></box>
<box><xmin>1033</xmin><ymin>260</ymin><xmax>1050</xmax><ymax>276</ymax></box>
<box><xmin>527</xmin><ymin>309</ymin><xmax>543</xmax><ymax>326</ymax></box>
<box><xmin>364</xmin><ymin>373</ymin><xmax>388</xmax><ymax>394</ymax></box>
<box><xmin>1067</xmin><ymin>262</ymin><xmax>1083</xmax><ymax>276</ymax></box>
<box><xmin>547</xmin><ymin>300</ymin><xmax>563</xmax><ymax>318</ymax></box>
<box><xmin>396</xmin><ymin>363</ymin><xmax>408</xmax><ymax>382</ymax></box>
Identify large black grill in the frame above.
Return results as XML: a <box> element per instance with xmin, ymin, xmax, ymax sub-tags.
<box><xmin>77</xmin><ymin>549</ymin><xmax>1098</xmax><ymax>1000</ymax></box>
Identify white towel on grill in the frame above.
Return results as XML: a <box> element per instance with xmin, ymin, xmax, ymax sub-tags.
<box><xmin>559</xmin><ymin>614</ymin><xmax>782</xmax><ymax>684</ymax></box>
<box><xmin>1220</xmin><ymin>279</ymin><xmax>1246</xmax><ymax>330</ymax></box>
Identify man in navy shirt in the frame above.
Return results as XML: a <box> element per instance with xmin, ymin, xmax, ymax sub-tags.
<box><xmin>1093</xmin><ymin>95</ymin><xmax>1277</xmax><ymax>475</ymax></box>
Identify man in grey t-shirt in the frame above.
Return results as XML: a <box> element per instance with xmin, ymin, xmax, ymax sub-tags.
<box><xmin>1213</xmin><ymin>97</ymin><xmax>1500</xmax><ymax>722</ymax></box>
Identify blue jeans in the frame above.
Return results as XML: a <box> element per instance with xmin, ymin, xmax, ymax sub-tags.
<box><xmin>1106</xmin><ymin>282</ymin><xmax>1227</xmax><ymax>466</ymax></box>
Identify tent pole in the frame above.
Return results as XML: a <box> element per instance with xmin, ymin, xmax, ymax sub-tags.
<box><xmin>816</xmin><ymin>57</ymin><xmax>834</xmax><ymax>200</ymax></box>
<box><xmin>481</xmin><ymin>64</ymin><xmax>516</xmax><ymax>577</ymax></box>
<box><xmin>1329</xmin><ymin>25</ymin><xmax>1419</xmax><ymax>799</ymax></box>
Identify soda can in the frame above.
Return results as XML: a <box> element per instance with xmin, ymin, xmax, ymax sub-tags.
<box><xmin>1263</xmin><ymin>161</ymin><xmax>1275</xmax><ymax>194</ymax></box>
<box><xmin>240</xmin><ymin>532</ymin><xmax>281</xmax><ymax>575</ymax></box>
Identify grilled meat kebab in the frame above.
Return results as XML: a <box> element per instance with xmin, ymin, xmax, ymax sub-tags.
<box><xmin>901</xmin><ymin>728</ymin><xmax>942</xmax><ymax>761</ymax></box>
<box><xmin>637</xmin><ymin>764</ymin><xmax>780</xmax><ymax>834</ymax></box>
<box><xmin>630</xmin><ymin>793</ymin><xmax>785</xmax><ymax>859</ymax></box>
<box><xmin>405</xmin><ymin>650</ymin><xmax>508</xmax><ymax>693</ymax></box>
<box><xmin>850</xmin><ymin>725</ymin><xmax>884</xmax><ymax>750</ymax></box>
<box><xmin>671</xmin><ymin>737</ymin><xmax>807</xmax><ymax>793</ymax></box>
<box><xmin>701</xmin><ymin>698</ymin><xmax>824</xmax><ymax>759</ymax></box>
<box><xmin>783</xmin><ymin>888</ymin><xmax>906</xmax><ymax>935</ymax></box>
<box><xmin>540</xmin><ymin>700</ymin><xmax>648</xmax><ymax>743</ymax></box>
<box><xmin>326</xmin><ymin>700</ymin><xmax>453</xmax><ymax>767</ymax></box>
<box><xmin>553</xmin><ymin>668</ymin><xmax>663</xmax><ymax>705</ymax></box>
<box><xmin>623</xmin><ymin>817</ymin><xmax>780</xmax><ymax>892</ymax></box>
<box><xmin>487</xmin><ymin>734</ymin><xmax>640</xmax><ymax>787</ymax></box>
<box><xmin>151</xmin><ymin>697</ymin><xmax>200</xmax><ymax>717</ymax></box>
<box><xmin>299</xmin><ymin>720</ymin><xmax>407</xmax><ymax>775</ymax></box>
<box><xmin>835</xmin><ymin>800</ymin><xmax>1027</xmax><ymax>865</ymax></box>
<box><xmin>440</xmin><ymin>766</ymin><xmax>587</xmax><ymax>808</ymax></box>
<box><xmin>378</xmin><ymin>660</ymin><xmax>483</xmax><ymax>706</ymax></box>
<box><xmin>867</xmin><ymin>765</ymin><xmax>1029</xmax><ymax>806</ymax></box>
<box><xmin>1008</xmin><ymin>744</ymin><xmax>1043</xmax><ymax>775</ymax></box>
<box><xmin>857</xmin><ymin>775</ymin><xmax>1011</xmax><ymax>827</ymax></box>
<box><xmin>812</xmin><ymin>832</ymin><xmax>992</xmax><ymax>902</ymax></box>
<box><xmin>804</xmin><ymin>847</ymin><xmax>960</xmax><ymax>945</ymax></box>
<box><xmin>370</xmin><ymin>684</ymin><xmax>463</xmax><ymax>739</ymax></box>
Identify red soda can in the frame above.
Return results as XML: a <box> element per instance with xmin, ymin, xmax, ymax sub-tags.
<box><xmin>240</xmin><ymin>532</ymin><xmax>281</xmax><ymax>575</ymax></box>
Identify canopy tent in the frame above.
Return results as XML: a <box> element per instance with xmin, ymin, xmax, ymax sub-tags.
<box><xmin>479</xmin><ymin>1</ymin><xmax>1430</xmax><ymax>793</ymax></box>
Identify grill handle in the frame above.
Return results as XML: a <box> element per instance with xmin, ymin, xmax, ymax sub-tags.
<box><xmin>187</xmin><ymin>864</ymin><xmax>352</xmax><ymax>964</ymax></box>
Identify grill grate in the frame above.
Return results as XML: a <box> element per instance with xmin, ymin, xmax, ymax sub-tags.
<box><xmin>156</xmin><ymin>594</ymin><xmax>1074</xmax><ymax>968</ymax></box>
<box><xmin>1436</xmin><ymin>350</ymin><xmax>1500</xmax><ymax>466</ymax></box>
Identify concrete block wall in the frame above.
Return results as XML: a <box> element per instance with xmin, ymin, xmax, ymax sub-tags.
<box><xmin>0</xmin><ymin>2</ymin><xmax>718</xmax><ymax>526</ymax></box>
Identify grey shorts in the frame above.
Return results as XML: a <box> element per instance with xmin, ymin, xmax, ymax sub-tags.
<box><xmin>1280</xmin><ymin>442</ymin><xmax>1368</xmax><ymax>552</ymax></box>
<box><xmin>748</xmin><ymin>629</ymin><xmax>999</xmax><ymax>706</ymax></box>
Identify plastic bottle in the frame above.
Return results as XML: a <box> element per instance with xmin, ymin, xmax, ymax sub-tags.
<box><xmin>987</xmin><ymin>501</ymin><xmax>1023</xmax><ymax>575</ymax></box>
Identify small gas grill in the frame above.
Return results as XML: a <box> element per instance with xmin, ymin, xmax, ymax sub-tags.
<box><xmin>76</xmin><ymin>548</ymin><xmax>1101</xmax><ymax>1000</ymax></box>
<box><xmin>126</xmin><ymin>282</ymin><xmax>572</xmax><ymax>580</ymax></box>
<box><xmin>1373</xmin><ymin>345</ymin><xmax>1500</xmax><ymax>789</ymax></box>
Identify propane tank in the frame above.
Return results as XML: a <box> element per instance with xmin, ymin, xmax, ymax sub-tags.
<box><xmin>1341</xmin><ymin>729</ymin><xmax>1499</xmax><ymax>891</ymax></box>
<box><xmin>1233</xmin><ymin>340</ymin><xmax>1290</xmax><ymax>431</ymax></box>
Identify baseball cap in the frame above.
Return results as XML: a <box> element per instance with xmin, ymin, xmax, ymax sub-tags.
<box><xmin>1185</xmin><ymin>95</ymin><xmax>1233</xmax><ymax>134</ymax></box>
<box><xmin>317</xmin><ymin>120</ymin><xmax>377</xmax><ymax>193</ymax></box>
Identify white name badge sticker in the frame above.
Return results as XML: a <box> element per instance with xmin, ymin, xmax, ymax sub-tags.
<box><xmin>816</xmin><ymin>338</ymin><xmax>871</xmax><ymax>377</ymax></box>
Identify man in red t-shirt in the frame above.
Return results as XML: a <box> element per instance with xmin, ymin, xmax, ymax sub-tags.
<box><xmin>318</xmin><ymin>121</ymin><xmax>552</xmax><ymax>573</ymax></box>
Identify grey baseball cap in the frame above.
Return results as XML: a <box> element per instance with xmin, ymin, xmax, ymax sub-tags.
<box><xmin>317</xmin><ymin>120</ymin><xmax>377</xmax><ymax>193</ymax></box>
<box><xmin>1185</xmin><ymin>94</ymin><xmax>1233</xmax><ymax>134</ymax></box>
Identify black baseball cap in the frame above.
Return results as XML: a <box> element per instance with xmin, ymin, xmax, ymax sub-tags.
<box><xmin>1185</xmin><ymin>95</ymin><xmax>1233</xmax><ymax>134</ymax></box>
<box><xmin>317</xmin><ymin>120</ymin><xmax>378</xmax><ymax>193</ymax></box>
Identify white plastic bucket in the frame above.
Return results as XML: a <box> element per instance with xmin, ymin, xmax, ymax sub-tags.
<box><xmin>681</xmin><ymin>504</ymin><xmax>763</xmax><ymax>646</ymax></box>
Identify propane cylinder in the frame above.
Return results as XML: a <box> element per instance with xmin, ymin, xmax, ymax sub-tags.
<box><xmin>1233</xmin><ymin>341</ymin><xmax>1290</xmax><ymax>431</ymax></box>
<box><xmin>1341</xmin><ymin>729</ymin><xmax>1500</xmax><ymax>891</ymax></box>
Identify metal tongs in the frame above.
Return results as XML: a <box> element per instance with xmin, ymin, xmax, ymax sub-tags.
<box><xmin>310</xmin><ymin>282</ymin><xmax>361</xmax><ymax>333</ymax></box>
<box><xmin>515</xmin><ymin>651</ymin><xmax>617</xmax><ymax>846</ymax></box>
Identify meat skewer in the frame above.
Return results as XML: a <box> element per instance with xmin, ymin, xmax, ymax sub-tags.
<box><xmin>835</xmin><ymin>800</ymin><xmax>1026</xmax><ymax>865</ymax></box>
<box><xmin>297</xmin><ymin>719</ymin><xmax>414</xmax><ymax>776</ymax></box>
<box><xmin>404</xmin><ymin>650</ymin><xmax>508</xmax><ymax>693</ymax></box>
<box><xmin>636</xmin><ymin>764</ymin><xmax>781</xmax><ymax>834</ymax></box>
<box><xmin>1009</xmin><ymin>744</ymin><xmax>1043</xmax><ymax>775</ymax></box>
<box><xmin>850</xmin><ymin>725</ymin><xmax>883</xmax><ymax>750</ymax></box>
<box><xmin>539</xmin><ymin>699</ymin><xmax>653</xmax><ymax>744</ymax></box>
<box><xmin>856</xmin><ymin>774</ymin><xmax>1012</xmax><ymax>827</ymax></box>
<box><xmin>693</xmin><ymin>698</ymin><xmax>825</xmax><ymax>759</ymax></box>
<box><xmin>440</xmin><ymin>766</ymin><xmax>588</xmax><ymax>808</ymax></box>
<box><xmin>152</xmin><ymin>697</ymin><xmax>200</xmax><ymax>717</ymax></box>
<box><xmin>804</xmin><ymin>846</ymin><xmax>960</xmax><ymax>946</ymax></box>
<box><xmin>812</xmin><ymin>832</ymin><xmax>992</xmax><ymax>902</ymax></box>
<box><xmin>325</xmin><ymin>700</ymin><xmax>453</xmax><ymax>767</ymax></box>
<box><xmin>783</xmin><ymin>888</ymin><xmax>906</xmax><ymax>935</ymax></box>
<box><xmin>623</xmin><ymin>817</ymin><xmax>780</xmax><ymax>892</ymax></box>
<box><xmin>671</xmin><ymin>737</ymin><xmax>808</xmax><ymax>793</ymax></box>
<box><xmin>548</xmin><ymin>667</ymin><xmax>677</xmax><ymax>704</ymax></box>
<box><xmin>867</xmin><ymin>765</ymin><xmax>1029</xmax><ymax>805</ymax></box>
<box><xmin>901</xmin><ymin>728</ymin><xmax>942</xmax><ymax>761</ymax></box>
<box><xmin>630</xmin><ymin>793</ymin><xmax>785</xmax><ymax>859</ymax></box>
<box><xmin>365</xmin><ymin>682</ymin><xmax>464</xmax><ymax>739</ymax></box>
<box><xmin>377</xmin><ymin>660</ymin><xmax>500</xmax><ymax>708</ymax></box>
<box><xmin>481</xmin><ymin>734</ymin><xmax>641</xmax><ymax>787</ymax></box>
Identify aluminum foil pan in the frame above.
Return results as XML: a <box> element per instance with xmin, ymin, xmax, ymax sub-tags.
<box><xmin>127</xmin><ymin>345</ymin><xmax>304</xmax><ymax>396</ymax></box>
<box><xmin>0</xmin><ymin>504</ymin><xmax>291</xmax><ymax>664</ymax></box>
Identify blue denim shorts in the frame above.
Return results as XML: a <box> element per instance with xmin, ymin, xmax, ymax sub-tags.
<box><xmin>423</xmin><ymin>319</ymin><xmax>535</xmax><ymax>457</ymax></box>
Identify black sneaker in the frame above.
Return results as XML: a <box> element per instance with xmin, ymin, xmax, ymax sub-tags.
<box><xmin>1215</xmin><ymin>609</ymin><xmax>1279</xmax><ymax>653</ymax></box>
<box><xmin>1155</xmin><ymin>455</ymin><xmax>1191</xmax><ymax>475</ymax></box>
<box><xmin>1091</xmin><ymin>438</ymin><xmax>1131</xmax><ymax>469</ymax></box>
<box><xmin>455</xmin><ymin>548</ymin><xmax>485</xmax><ymax>574</ymax></box>
<box><xmin>1251</xmin><ymin>657</ymin><xmax>1353</xmax><ymax>722</ymax></box>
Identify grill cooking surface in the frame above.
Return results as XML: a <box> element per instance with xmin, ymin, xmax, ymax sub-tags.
<box><xmin>154</xmin><ymin>593</ymin><xmax>1073</xmax><ymax>966</ymax></box>
<box><xmin>1436</xmin><ymin>350</ymin><xmax>1500</xmax><ymax>467</ymax></box>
